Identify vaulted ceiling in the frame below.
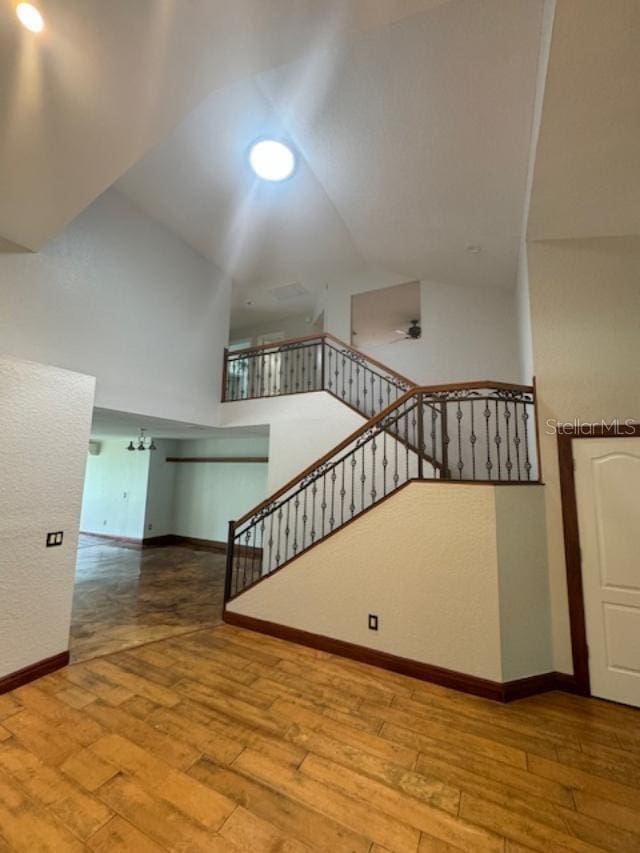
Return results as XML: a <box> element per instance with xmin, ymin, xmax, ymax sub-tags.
<box><xmin>1</xmin><ymin>0</ymin><xmax>547</xmax><ymax>329</ymax></box>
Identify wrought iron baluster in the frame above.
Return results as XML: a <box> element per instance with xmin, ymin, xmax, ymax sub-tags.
<box><xmin>327</xmin><ymin>347</ymin><xmax>333</xmax><ymax>393</ymax></box>
<box><xmin>522</xmin><ymin>403</ymin><xmax>532</xmax><ymax>481</ymax></box>
<box><xmin>393</xmin><ymin>415</ymin><xmax>399</xmax><ymax>490</ymax></box>
<box><xmin>504</xmin><ymin>401</ymin><xmax>513</xmax><ymax>481</ymax></box>
<box><xmin>494</xmin><ymin>399</ymin><xmax>502</xmax><ymax>480</ymax></box>
<box><xmin>382</xmin><ymin>430</ymin><xmax>388</xmax><ymax>495</ymax></box>
<box><xmin>310</xmin><ymin>481</ymin><xmax>318</xmax><ymax>543</ymax></box>
<box><xmin>321</xmin><ymin>473</ymin><xmax>327</xmax><ymax>537</ymax></box>
<box><xmin>370</xmin><ymin>435</ymin><xmax>377</xmax><ymax>504</ymax></box>
<box><xmin>513</xmin><ymin>401</ymin><xmax>522</xmax><ymax>479</ymax></box>
<box><xmin>350</xmin><ymin>453</ymin><xmax>357</xmax><ymax>517</ymax></box>
<box><xmin>275</xmin><ymin>507</ymin><xmax>282</xmax><ymax>567</ymax></box>
<box><xmin>416</xmin><ymin>393</ymin><xmax>424</xmax><ymax>480</ymax></box>
<box><xmin>456</xmin><ymin>400</ymin><xmax>463</xmax><ymax>479</ymax></box>
<box><xmin>484</xmin><ymin>400</ymin><xmax>493</xmax><ymax>479</ymax></box>
<box><xmin>355</xmin><ymin>362</ymin><xmax>361</xmax><ymax>409</ymax></box>
<box><xmin>330</xmin><ymin>468</ymin><xmax>336</xmax><ymax>531</ymax></box>
<box><xmin>284</xmin><ymin>500</ymin><xmax>290</xmax><ymax>563</ymax></box>
<box><xmin>348</xmin><ymin>356</ymin><xmax>354</xmax><ymax>408</ymax></box>
<box><xmin>293</xmin><ymin>495</ymin><xmax>299</xmax><ymax>555</ymax></box>
<box><xmin>470</xmin><ymin>400</ymin><xmax>477</xmax><ymax>480</ymax></box>
<box><xmin>341</xmin><ymin>354</ymin><xmax>346</xmax><ymax>399</ymax></box>
<box><xmin>268</xmin><ymin>514</ymin><xmax>274</xmax><ymax>574</ymax></box>
<box><xmin>404</xmin><ymin>401</ymin><xmax>410</xmax><ymax>481</ymax></box>
<box><xmin>302</xmin><ymin>489</ymin><xmax>308</xmax><ymax>549</ymax></box>
<box><xmin>360</xmin><ymin>443</ymin><xmax>366</xmax><ymax>510</ymax></box>
<box><xmin>340</xmin><ymin>459</ymin><xmax>346</xmax><ymax>525</ymax></box>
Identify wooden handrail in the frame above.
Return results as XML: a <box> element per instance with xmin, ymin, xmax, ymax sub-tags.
<box><xmin>233</xmin><ymin>380</ymin><xmax>535</xmax><ymax>527</ymax></box>
<box><xmin>226</xmin><ymin>333</ymin><xmax>324</xmax><ymax>358</ymax></box>
<box><xmin>226</xmin><ymin>332</ymin><xmax>417</xmax><ymax>388</ymax></box>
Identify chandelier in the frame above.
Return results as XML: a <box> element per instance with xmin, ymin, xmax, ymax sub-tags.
<box><xmin>127</xmin><ymin>428</ymin><xmax>157</xmax><ymax>452</ymax></box>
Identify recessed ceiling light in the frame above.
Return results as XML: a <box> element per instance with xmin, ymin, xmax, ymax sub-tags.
<box><xmin>249</xmin><ymin>140</ymin><xmax>296</xmax><ymax>182</ymax></box>
<box><xmin>16</xmin><ymin>2</ymin><xmax>44</xmax><ymax>32</ymax></box>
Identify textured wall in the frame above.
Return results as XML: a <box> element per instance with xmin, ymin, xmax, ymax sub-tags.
<box><xmin>0</xmin><ymin>189</ymin><xmax>230</xmax><ymax>426</ymax></box>
<box><xmin>528</xmin><ymin>237</ymin><xmax>640</xmax><ymax>672</ymax></box>
<box><xmin>228</xmin><ymin>482</ymin><xmax>506</xmax><ymax>680</ymax></box>
<box><xmin>0</xmin><ymin>356</ymin><xmax>95</xmax><ymax>677</ymax></box>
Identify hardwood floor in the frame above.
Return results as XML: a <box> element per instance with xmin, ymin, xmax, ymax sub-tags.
<box><xmin>1</xmin><ymin>624</ymin><xmax>639</xmax><ymax>851</ymax></box>
<box><xmin>70</xmin><ymin>535</ymin><xmax>226</xmax><ymax>662</ymax></box>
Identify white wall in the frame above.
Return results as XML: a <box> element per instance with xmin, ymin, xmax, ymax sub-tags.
<box><xmin>172</xmin><ymin>436</ymin><xmax>269</xmax><ymax>543</ymax></box>
<box><xmin>496</xmin><ymin>485</ymin><xmax>552</xmax><ymax>680</ymax></box>
<box><xmin>228</xmin><ymin>481</ymin><xmax>550</xmax><ymax>682</ymax></box>
<box><xmin>324</xmin><ymin>271</ymin><xmax>521</xmax><ymax>385</ymax></box>
<box><xmin>220</xmin><ymin>392</ymin><xmax>364</xmax><ymax>493</ymax></box>
<box><xmin>528</xmin><ymin>236</ymin><xmax>640</xmax><ymax>672</ymax></box>
<box><xmin>0</xmin><ymin>356</ymin><xmax>95</xmax><ymax>678</ymax></box>
<box><xmin>0</xmin><ymin>189</ymin><xmax>231</xmax><ymax>426</ymax></box>
<box><xmin>143</xmin><ymin>440</ymin><xmax>178</xmax><ymax>538</ymax></box>
<box><xmin>80</xmin><ymin>440</ymin><xmax>151</xmax><ymax>540</ymax></box>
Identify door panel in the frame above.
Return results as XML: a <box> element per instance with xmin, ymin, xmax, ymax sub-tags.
<box><xmin>574</xmin><ymin>438</ymin><xmax>640</xmax><ymax>707</ymax></box>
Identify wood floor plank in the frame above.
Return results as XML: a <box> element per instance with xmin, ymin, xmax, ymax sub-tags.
<box><xmin>362</xmin><ymin>701</ymin><xmax>529</xmax><ymax>769</ymax></box>
<box><xmin>527</xmin><ymin>753</ymin><xmax>640</xmax><ymax>811</ymax></box>
<box><xmin>233</xmin><ymin>747</ymin><xmax>421</xmax><ymax>852</ymax></box>
<box><xmin>87</xmin><ymin>815</ymin><xmax>165</xmax><ymax>852</ymax></box>
<box><xmin>219</xmin><ymin>804</ymin><xmax>313</xmax><ymax>852</ymax></box>
<box><xmin>96</xmin><ymin>773</ymin><xmax>238</xmax><ymax>852</ymax></box>
<box><xmin>285</xmin><ymin>721</ymin><xmax>460</xmax><ymax>814</ymax></box>
<box><xmin>190</xmin><ymin>755</ymin><xmax>372</xmax><ymax>853</ymax></box>
<box><xmin>272</xmin><ymin>698</ymin><xmax>418</xmax><ymax>768</ymax></box>
<box><xmin>458</xmin><ymin>793</ymin><xmax>602</xmax><ymax>853</ymax></box>
<box><xmin>300</xmin><ymin>752</ymin><xmax>504</xmax><ymax>852</ymax></box>
<box><xmin>83</xmin><ymin>700</ymin><xmax>201</xmax><ymax>771</ymax></box>
<box><xmin>2</xmin><ymin>615</ymin><xmax>639</xmax><ymax>851</ymax></box>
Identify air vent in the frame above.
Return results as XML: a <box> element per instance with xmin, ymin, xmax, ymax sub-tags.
<box><xmin>268</xmin><ymin>282</ymin><xmax>309</xmax><ymax>302</ymax></box>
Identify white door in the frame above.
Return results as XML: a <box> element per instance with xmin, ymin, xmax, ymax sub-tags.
<box><xmin>574</xmin><ymin>438</ymin><xmax>640</xmax><ymax>707</ymax></box>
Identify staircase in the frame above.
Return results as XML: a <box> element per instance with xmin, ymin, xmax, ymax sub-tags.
<box><xmin>222</xmin><ymin>334</ymin><xmax>539</xmax><ymax>603</ymax></box>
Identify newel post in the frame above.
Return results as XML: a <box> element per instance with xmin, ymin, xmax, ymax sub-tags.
<box><xmin>224</xmin><ymin>520</ymin><xmax>235</xmax><ymax>604</ymax></box>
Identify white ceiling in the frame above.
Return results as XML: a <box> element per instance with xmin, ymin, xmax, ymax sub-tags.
<box><xmin>0</xmin><ymin>0</ymin><xmax>443</xmax><ymax>251</ymax></box>
<box><xmin>116</xmin><ymin>0</ymin><xmax>544</xmax><ymax>328</ymax></box>
<box><xmin>528</xmin><ymin>0</ymin><xmax>640</xmax><ymax>242</ymax></box>
<box><xmin>91</xmin><ymin>407</ymin><xmax>268</xmax><ymax>441</ymax></box>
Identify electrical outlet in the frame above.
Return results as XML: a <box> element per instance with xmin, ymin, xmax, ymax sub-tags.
<box><xmin>148</xmin><ymin>523</ymin><xmax>153</xmax><ymax>531</ymax></box>
<box><xmin>368</xmin><ymin>614</ymin><xmax>379</xmax><ymax>631</ymax></box>
<box><xmin>46</xmin><ymin>531</ymin><xmax>64</xmax><ymax>547</ymax></box>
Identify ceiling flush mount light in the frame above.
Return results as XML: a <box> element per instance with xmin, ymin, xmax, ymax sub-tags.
<box><xmin>466</xmin><ymin>244</ymin><xmax>483</xmax><ymax>254</ymax></box>
<box><xmin>16</xmin><ymin>2</ymin><xmax>44</xmax><ymax>32</ymax></box>
<box><xmin>127</xmin><ymin>428</ymin><xmax>157</xmax><ymax>452</ymax></box>
<box><xmin>249</xmin><ymin>139</ymin><xmax>296</xmax><ymax>182</ymax></box>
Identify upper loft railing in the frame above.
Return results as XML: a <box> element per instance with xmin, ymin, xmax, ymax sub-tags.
<box><xmin>225</xmin><ymin>380</ymin><xmax>539</xmax><ymax>602</ymax></box>
<box><xmin>223</xmin><ymin>333</ymin><xmax>415</xmax><ymax>420</ymax></box>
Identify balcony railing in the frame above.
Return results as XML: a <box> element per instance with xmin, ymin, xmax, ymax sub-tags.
<box><xmin>225</xmin><ymin>381</ymin><xmax>539</xmax><ymax>602</ymax></box>
<box><xmin>223</xmin><ymin>334</ymin><xmax>415</xmax><ymax>421</ymax></box>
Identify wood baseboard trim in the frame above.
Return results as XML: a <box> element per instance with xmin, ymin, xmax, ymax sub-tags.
<box><xmin>80</xmin><ymin>531</ymin><xmax>143</xmax><ymax>547</ymax></box>
<box><xmin>223</xmin><ymin>611</ymin><xmax>579</xmax><ymax>703</ymax></box>
<box><xmin>143</xmin><ymin>534</ymin><xmax>227</xmax><ymax>552</ymax></box>
<box><xmin>82</xmin><ymin>532</ymin><xmax>230</xmax><ymax>553</ymax></box>
<box><xmin>0</xmin><ymin>651</ymin><xmax>70</xmax><ymax>695</ymax></box>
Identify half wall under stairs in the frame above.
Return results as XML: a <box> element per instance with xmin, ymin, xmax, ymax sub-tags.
<box><xmin>225</xmin><ymin>481</ymin><xmax>554</xmax><ymax>700</ymax></box>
